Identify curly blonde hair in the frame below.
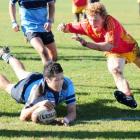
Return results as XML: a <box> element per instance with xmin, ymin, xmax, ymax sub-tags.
<box><xmin>86</xmin><ymin>2</ymin><xmax>108</xmax><ymax>18</ymax></box>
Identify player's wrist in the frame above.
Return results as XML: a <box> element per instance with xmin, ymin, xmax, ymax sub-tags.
<box><xmin>63</xmin><ymin>117</ymin><xmax>70</xmax><ymax>124</ymax></box>
<box><xmin>11</xmin><ymin>20</ymin><xmax>17</xmax><ymax>23</ymax></box>
<box><xmin>11</xmin><ymin>20</ymin><xmax>18</xmax><ymax>28</ymax></box>
<box><xmin>12</xmin><ymin>23</ymin><xmax>18</xmax><ymax>29</ymax></box>
<box><xmin>47</xmin><ymin>19</ymin><xmax>54</xmax><ymax>24</ymax></box>
<box><xmin>79</xmin><ymin>39</ymin><xmax>88</xmax><ymax>47</ymax></box>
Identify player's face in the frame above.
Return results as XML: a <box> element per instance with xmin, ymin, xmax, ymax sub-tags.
<box><xmin>46</xmin><ymin>73</ymin><xmax>64</xmax><ymax>92</ymax></box>
<box><xmin>87</xmin><ymin>14</ymin><xmax>105</xmax><ymax>31</ymax></box>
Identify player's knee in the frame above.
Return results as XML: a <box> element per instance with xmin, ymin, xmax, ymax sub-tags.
<box><xmin>37</xmin><ymin>47</ymin><xmax>47</xmax><ymax>55</ymax></box>
<box><xmin>51</xmin><ymin>55</ymin><xmax>57</xmax><ymax>61</ymax></box>
<box><xmin>109</xmin><ymin>67</ymin><xmax>123</xmax><ymax>76</ymax></box>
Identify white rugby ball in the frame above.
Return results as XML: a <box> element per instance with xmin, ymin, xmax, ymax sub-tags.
<box><xmin>33</xmin><ymin>106</ymin><xmax>56</xmax><ymax>124</ymax></box>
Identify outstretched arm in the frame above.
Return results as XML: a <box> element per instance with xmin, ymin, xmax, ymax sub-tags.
<box><xmin>64</xmin><ymin>104</ymin><xmax>76</xmax><ymax>124</ymax></box>
<box><xmin>72</xmin><ymin>36</ymin><xmax>114</xmax><ymax>52</ymax></box>
<box><xmin>58</xmin><ymin>23</ymin><xmax>86</xmax><ymax>35</ymax></box>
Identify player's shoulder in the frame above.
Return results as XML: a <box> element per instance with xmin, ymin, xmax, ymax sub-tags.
<box><xmin>64</xmin><ymin>77</ymin><xmax>73</xmax><ymax>85</ymax></box>
<box><xmin>63</xmin><ymin>77</ymin><xmax>74</xmax><ymax>90</ymax></box>
<box><xmin>104</xmin><ymin>15</ymin><xmax>120</xmax><ymax>30</ymax></box>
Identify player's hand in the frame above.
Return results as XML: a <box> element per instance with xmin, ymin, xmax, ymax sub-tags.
<box><xmin>72</xmin><ymin>35</ymin><xmax>87</xmax><ymax>47</ymax></box>
<box><xmin>57</xmin><ymin>23</ymin><xmax>66</xmax><ymax>32</ymax></box>
<box><xmin>44</xmin><ymin>22</ymin><xmax>52</xmax><ymax>32</ymax></box>
<box><xmin>37</xmin><ymin>100</ymin><xmax>54</xmax><ymax>110</ymax></box>
<box><xmin>12</xmin><ymin>22</ymin><xmax>20</xmax><ymax>32</ymax></box>
<box><xmin>51</xmin><ymin>119</ymin><xmax>69</xmax><ymax>126</ymax></box>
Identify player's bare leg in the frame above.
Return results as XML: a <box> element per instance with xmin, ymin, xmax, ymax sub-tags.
<box><xmin>107</xmin><ymin>57</ymin><xmax>131</xmax><ymax>95</ymax></box>
<box><xmin>0</xmin><ymin>47</ymin><xmax>31</xmax><ymax>80</ymax></box>
<box><xmin>30</xmin><ymin>37</ymin><xmax>49</xmax><ymax>65</ymax></box>
<box><xmin>45</xmin><ymin>42</ymin><xmax>57</xmax><ymax>62</ymax></box>
<box><xmin>74</xmin><ymin>13</ymin><xmax>80</xmax><ymax>22</ymax></box>
<box><xmin>107</xmin><ymin>57</ymin><xmax>137</xmax><ymax>108</ymax></box>
<box><xmin>0</xmin><ymin>74</ymin><xmax>14</xmax><ymax>94</ymax></box>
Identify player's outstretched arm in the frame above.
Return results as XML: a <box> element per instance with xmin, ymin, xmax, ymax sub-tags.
<box><xmin>58</xmin><ymin>22</ymin><xmax>86</xmax><ymax>35</ymax></box>
<box><xmin>57</xmin><ymin>23</ymin><xmax>69</xmax><ymax>33</ymax></box>
<box><xmin>65</xmin><ymin>104</ymin><xmax>76</xmax><ymax>124</ymax></box>
<box><xmin>72</xmin><ymin>36</ymin><xmax>114</xmax><ymax>52</ymax></box>
<box><xmin>55</xmin><ymin>104</ymin><xmax>76</xmax><ymax>126</ymax></box>
<box><xmin>9</xmin><ymin>2</ymin><xmax>20</xmax><ymax>32</ymax></box>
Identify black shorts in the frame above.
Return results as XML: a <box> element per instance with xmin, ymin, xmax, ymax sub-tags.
<box><xmin>25</xmin><ymin>31</ymin><xmax>55</xmax><ymax>45</ymax></box>
<box><xmin>11</xmin><ymin>72</ymin><xmax>43</xmax><ymax>104</ymax></box>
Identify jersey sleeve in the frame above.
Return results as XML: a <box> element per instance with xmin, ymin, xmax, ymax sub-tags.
<box><xmin>65</xmin><ymin>79</ymin><xmax>76</xmax><ymax>105</ymax></box>
<box><xmin>66</xmin><ymin>22</ymin><xmax>87</xmax><ymax>35</ymax></box>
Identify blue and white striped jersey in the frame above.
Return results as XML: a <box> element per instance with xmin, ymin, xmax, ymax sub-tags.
<box><xmin>22</xmin><ymin>74</ymin><xmax>76</xmax><ymax>108</ymax></box>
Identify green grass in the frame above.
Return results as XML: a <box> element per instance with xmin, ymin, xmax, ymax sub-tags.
<box><xmin>1</xmin><ymin>0</ymin><xmax>140</xmax><ymax>139</ymax></box>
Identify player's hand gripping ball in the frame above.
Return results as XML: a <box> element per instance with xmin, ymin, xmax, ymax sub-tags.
<box><xmin>33</xmin><ymin>106</ymin><xmax>56</xmax><ymax>124</ymax></box>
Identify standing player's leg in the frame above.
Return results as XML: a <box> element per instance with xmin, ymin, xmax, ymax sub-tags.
<box><xmin>107</xmin><ymin>57</ymin><xmax>130</xmax><ymax>95</ymax></box>
<box><xmin>30</xmin><ymin>37</ymin><xmax>49</xmax><ymax>65</ymax></box>
<box><xmin>107</xmin><ymin>57</ymin><xmax>137</xmax><ymax>108</ymax></box>
<box><xmin>0</xmin><ymin>47</ymin><xmax>31</xmax><ymax>80</ymax></box>
<box><xmin>74</xmin><ymin>13</ymin><xmax>80</xmax><ymax>22</ymax></box>
<box><xmin>45</xmin><ymin>42</ymin><xmax>57</xmax><ymax>62</ymax></box>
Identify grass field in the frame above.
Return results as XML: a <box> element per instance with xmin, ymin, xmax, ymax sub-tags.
<box><xmin>1</xmin><ymin>0</ymin><xmax>140</xmax><ymax>139</ymax></box>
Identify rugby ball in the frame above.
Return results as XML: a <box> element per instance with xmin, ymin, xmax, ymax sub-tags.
<box><xmin>33</xmin><ymin>106</ymin><xmax>56</xmax><ymax>124</ymax></box>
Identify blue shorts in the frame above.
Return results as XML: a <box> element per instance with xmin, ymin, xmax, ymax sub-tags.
<box><xmin>11</xmin><ymin>72</ymin><xmax>43</xmax><ymax>104</ymax></box>
<box><xmin>25</xmin><ymin>31</ymin><xmax>54</xmax><ymax>45</ymax></box>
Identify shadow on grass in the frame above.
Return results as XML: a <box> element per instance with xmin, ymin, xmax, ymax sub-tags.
<box><xmin>76</xmin><ymin>84</ymin><xmax>140</xmax><ymax>95</ymax></box>
<box><xmin>0</xmin><ymin>112</ymin><xmax>19</xmax><ymax>117</ymax></box>
<box><xmin>6</xmin><ymin>54</ymin><xmax>106</xmax><ymax>61</ymax></box>
<box><xmin>56</xmin><ymin>99</ymin><xmax>140</xmax><ymax>121</ymax></box>
<box><xmin>95</xmin><ymin>85</ymin><xmax>140</xmax><ymax>95</ymax></box>
<box><xmin>2</xmin><ymin>45</ymin><xmax>106</xmax><ymax>61</ymax></box>
<box><xmin>77</xmin><ymin>99</ymin><xmax>140</xmax><ymax>121</ymax></box>
<box><xmin>1</xmin><ymin>99</ymin><xmax>140</xmax><ymax>139</ymax></box>
<box><xmin>58</xmin><ymin>55</ymin><xmax>106</xmax><ymax>61</ymax></box>
<box><xmin>0</xmin><ymin>129</ymin><xmax>140</xmax><ymax>139</ymax></box>
<box><xmin>58</xmin><ymin>45</ymin><xmax>87</xmax><ymax>50</ymax></box>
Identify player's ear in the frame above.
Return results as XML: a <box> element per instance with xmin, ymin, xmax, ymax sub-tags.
<box><xmin>45</xmin><ymin>77</ymin><xmax>51</xmax><ymax>83</ymax></box>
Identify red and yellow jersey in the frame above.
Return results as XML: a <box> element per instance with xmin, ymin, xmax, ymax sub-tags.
<box><xmin>66</xmin><ymin>15</ymin><xmax>137</xmax><ymax>53</ymax></box>
<box><xmin>72</xmin><ymin>0</ymin><xmax>87</xmax><ymax>7</ymax></box>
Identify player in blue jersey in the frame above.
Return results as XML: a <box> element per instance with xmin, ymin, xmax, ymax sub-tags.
<box><xmin>0</xmin><ymin>47</ymin><xmax>76</xmax><ymax>125</ymax></box>
<box><xmin>9</xmin><ymin>0</ymin><xmax>57</xmax><ymax>65</ymax></box>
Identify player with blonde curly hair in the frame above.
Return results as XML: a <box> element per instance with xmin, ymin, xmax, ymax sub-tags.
<box><xmin>58</xmin><ymin>2</ymin><xmax>140</xmax><ymax>108</ymax></box>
